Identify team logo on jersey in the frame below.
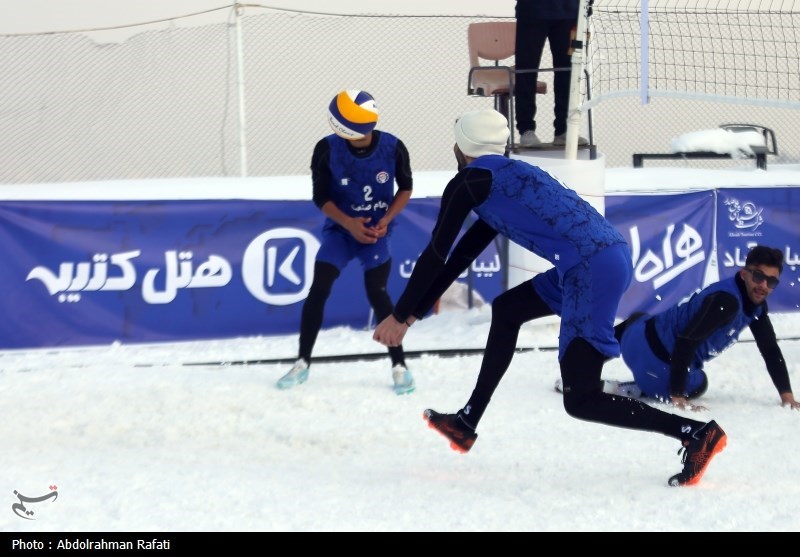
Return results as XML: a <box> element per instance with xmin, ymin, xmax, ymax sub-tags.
<box><xmin>375</xmin><ymin>171</ymin><xmax>390</xmax><ymax>184</ymax></box>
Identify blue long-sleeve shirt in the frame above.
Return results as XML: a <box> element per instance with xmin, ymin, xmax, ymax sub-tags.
<box><xmin>393</xmin><ymin>154</ymin><xmax>625</xmax><ymax>320</ymax></box>
<box><xmin>650</xmin><ymin>274</ymin><xmax>792</xmax><ymax>396</ymax></box>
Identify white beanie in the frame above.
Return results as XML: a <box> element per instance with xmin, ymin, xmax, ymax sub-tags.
<box><xmin>454</xmin><ymin>109</ymin><xmax>510</xmax><ymax>158</ymax></box>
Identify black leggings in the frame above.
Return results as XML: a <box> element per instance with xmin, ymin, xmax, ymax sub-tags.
<box><xmin>298</xmin><ymin>260</ymin><xmax>405</xmax><ymax>367</ymax></box>
<box><xmin>460</xmin><ymin>281</ymin><xmax>703</xmax><ymax>442</ymax></box>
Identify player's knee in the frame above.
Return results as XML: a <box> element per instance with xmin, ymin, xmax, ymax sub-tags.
<box><xmin>365</xmin><ymin>288</ymin><xmax>391</xmax><ymax>313</ymax></box>
<box><xmin>307</xmin><ymin>280</ymin><xmax>334</xmax><ymax>302</ymax></box>
<box><xmin>560</xmin><ymin>337</ymin><xmax>605</xmax><ymax>418</ymax></box>
<box><xmin>561</xmin><ymin>381</ymin><xmax>602</xmax><ymax>418</ymax></box>
<box><xmin>365</xmin><ymin>283</ymin><xmax>387</xmax><ymax>300</ymax></box>
<box><xmin>309</xmin><ymin>263</ymin><xmax>339</xmax><ymax>299</ymax></box>
<box><xmin>492</xmin><ymin>290</ymin><xmax>525</xmax><ymax>327</ymax></box>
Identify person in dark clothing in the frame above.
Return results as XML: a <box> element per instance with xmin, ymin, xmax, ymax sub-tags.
<box><xmin>277</xmin><ymin>89</ymin><xmax>415</xmax><ymax>395</ymax></box>
<box><xmin>515</xmin><ymin>0</ymin><xmax>588</xmax><ymax>147</ymax></box>
<box><xmin>599</xmin><ymin>245</ymin><xmax>798</xmax><ymax>411</ymax></box>
<box><xmin>373</xmin><ymin>108</ymin><xmax>727</xmax><ymax>486</ymax></box>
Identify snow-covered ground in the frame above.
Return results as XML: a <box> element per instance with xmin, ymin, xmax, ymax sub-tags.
<box><xmin>1</xmin><ymin>306</ymin><xmax>799</xmax><ymax>532</ymax></box>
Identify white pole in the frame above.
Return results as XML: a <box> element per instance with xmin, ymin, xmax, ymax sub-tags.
<box><xmin>234</xmin><ymin>3</ymin><xmax>248</xmax><ymax>177</ymax></box>
<box><xmin>564</xmin><ymin>0</ymin><xmax>590</xmax><ymax>161</ymax></box>
<box><xmin>641</xmin><ymin>0</ymin><xmax>650</xmax><ymax>105</ymax></box>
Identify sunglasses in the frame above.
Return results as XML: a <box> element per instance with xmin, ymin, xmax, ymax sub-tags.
<box><xmin>744</xmin><ymin>268</ymin><xmax>780</xmax><ymax>289</ymax></box>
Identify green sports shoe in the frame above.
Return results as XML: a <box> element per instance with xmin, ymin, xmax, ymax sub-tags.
<box><xmin>277</xmin><ymin>358</ymin><xmax>309</xmax><ymax>390</ymax></box>
<box><xmin>392</xmin><ymin>365</ymin><xmax>415</xmax><ymax>395</ymax></box>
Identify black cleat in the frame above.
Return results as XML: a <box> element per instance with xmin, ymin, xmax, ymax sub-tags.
<box><xmin>423</xmin><ymin>409</ymin><xmax>478</xmax><ymax>453</ymax></box>
<box><xmin>668</xmin><ymin>421</ymin><xmax>727</xmax><ymax>486</ymax></box>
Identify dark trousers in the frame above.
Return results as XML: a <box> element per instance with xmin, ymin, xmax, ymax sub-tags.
<box><xmin>514</xmin><ymin>18</ymin><xmax>575</xmax><ymax>137</ymax></box>
<box><xmin>459</xmin><ymin>281</ymin><xmax>704</xmax><ymax>442</ymax></box>
<box><xmin>299</xmin><ymin>260</ymin><xmax>405</xmax><ymax>367</ymax></box>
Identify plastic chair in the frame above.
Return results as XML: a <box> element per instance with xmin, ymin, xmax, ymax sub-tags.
<box><xmin>467</xmin><ymin>21</ymin><xmax>547</xmax><ymax>147</ymax></box>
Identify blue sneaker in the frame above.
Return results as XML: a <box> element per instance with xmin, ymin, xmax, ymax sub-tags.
<box><xmin>277</xmin><ymin>358</ymin><xmax>309</xmax><ymax>390</ymax></box>
<box><xmin>392</xmin><ymin>365</ymin><xmax>415</xmax><ymax>395</ymax></box>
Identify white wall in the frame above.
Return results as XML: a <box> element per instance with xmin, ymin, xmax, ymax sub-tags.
<box><xmin>0</xmin><ymin>1</ymin><xmax>517</xmax><ymax>37</ymax></box>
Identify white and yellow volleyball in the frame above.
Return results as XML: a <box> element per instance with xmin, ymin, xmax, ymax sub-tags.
<box><xmin>327</xmin><ymin>89</ymin><xmax>379</xmax><ymax>140</ymax></box>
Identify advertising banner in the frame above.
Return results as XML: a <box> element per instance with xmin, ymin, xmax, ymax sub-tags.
<box><xmin>605</xmin><ymin>191</ymin><xmax>716</xmax><ymax>318</ymax></box>
<box><xmin>714</xmin><ymin>187</ymin><xmax>800</xmax><ymax>313</ymax></box>
<box><xmin>0</xmin><ymin>198</ymin><xmax>502</xmax><ymax>349</ymax></box>
<box><xmin>1</xmin><ymin>186</ymin><xmax>795</xmax><ymax>350</ymax></box>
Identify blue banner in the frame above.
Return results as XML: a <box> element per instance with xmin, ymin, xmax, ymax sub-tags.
<box><xmin>606</xmin><ymin>191</ymin><xmax>716</xmax><ymax>317</ymax></box>
<box><xmin>1</xmin><ymin>186</ymin><xmax>795</xmax><ymax>350</ymax></box>
<box><xmin>0</xmin><ymin>199</ymin><xmax>503</xmax><ymax>349</ymax></box>
<box><xmin>714</xmin><ymin>187</ymin><xmax>800</xmax><ymax>313</ymax></box>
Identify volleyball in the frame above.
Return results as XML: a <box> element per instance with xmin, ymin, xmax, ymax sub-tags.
<box><xmin>327</xmin><ymin>89</ymin><xmax>379</xmax><ymax>140</ymax></box>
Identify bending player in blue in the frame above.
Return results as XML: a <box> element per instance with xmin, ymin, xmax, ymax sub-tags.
<box><xmin>277</xmin><ymin>90</ymin><xmax>415</xmax><ymax>395</ymax></box>
<box><xmin>373</xmin><ymin>108</ymin><xmax>726</xmax><ymax>486</ymax></box>
<box><xmin>589</xmin><ymin>245</ymin><xmax>798</xmax><ymax>411</ymax></box>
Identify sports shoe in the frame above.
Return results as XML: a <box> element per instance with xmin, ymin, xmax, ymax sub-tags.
<box><xmin>555</xmin><ymin>378</ymin><xmax>644</xmax><ymax>399</ymax></box>
<box><xmin>423</xmin><ymin>409</ymin><xmax>478</xmax><ymax>453</ymax></box>
<box><xmin>602</xmin><ymin>380</ymin><xmax>644</xmax><ymax>399</ymax></box>
<box><xmin>392</xmin><ymin>364</ymin><xmax>415</xmax><ymax>395</ymax></box>
<box><xmin>519</xmin><ymin>130</ymin><xmax>541</xmax><ymax>148</ymax></box>
<box><xmin>276</xmin><ymin>358</ymin><xmax>309</xmax><ymax>390</ymax></box>
<box><xmin>668</xmin><ymin>420</ymin><xmax>727</xmax><ymax>487</ymax></box>
<box><xmin>555</xmin><ymin>377</ymin><xmax>647</xmax><ymax>399</ymax></box>
<box><xmin>553</xmin><ymin>133</ymin><xmax>589</xmax><ymax>146</ymax></box>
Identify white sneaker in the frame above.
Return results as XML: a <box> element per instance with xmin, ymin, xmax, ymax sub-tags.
<box><xmin>519</xmin><ymin>130</ymin><xmax>541</xmax><ymax>148</ymax></box>
<box><xmin>392</xmin><ymin>364</ymin><xmax>415</xmax><ymax>395</ymax></box>
<box><xmin>553</xmin><ymin>133</ymin><xmax>589</xmax><ymax>146</ymax></box>
<box><xmin>602</xmin><ymin>380</ymin><xmax>643</xmax><ymax>399</ymax></box>
<box><xmin>276</xmin><ymin>358</ymin><xmax>309</xmax><ymax>390</ymax></box>
<box><xmin>556</xmin><ymin>377</ymin><xmax>643</xmax><ymax>399</ymax></box>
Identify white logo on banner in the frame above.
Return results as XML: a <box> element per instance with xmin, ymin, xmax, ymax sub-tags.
<box><xmin>27</xmin><ymin>250</ymin><xmax>141</xmax><ymax>303</ymax></box>
<box><xmin>724</xmin><ymin>197</ymin><xmax>764</xmax><ymax>232</ymax></box>
<box><xmin>25</xmin><ymin>227</ymin><xmax>320</xmax><ymax>306</ymax></box>
<box><xmin>628</xmin><ymin>223</ymin><xmax>706</xmax><ymax>289</ymax></box>
<box><xmin>26</xmin><ymin>249</ymin><xmax>234</xmax><ymax>304</ymax></box>
<box><xmin>242</xmin><ymin>227</ymin><xmax>320</xmax><ymax>305</ymax></box>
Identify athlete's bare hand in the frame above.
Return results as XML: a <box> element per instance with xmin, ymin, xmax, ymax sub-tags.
<box><xmin>370</xmin><ymin>216</ymin><xmax>390</xmax><ymax>239</ymax></box>
<box><xmin>345</xmin><ymin>217</ymin><xmax>378</xmax><ymax>244</ymax></box>
<box><xmin>373</xmin><ymin>315</ymin><xmax>408</xmax><ymax>347</ymax></box>
<box><xmin>671</xmin><ymin>396</ymin><xmax>707</xmax><ymax>412</ymax></box>
<box><xmin>780</xmin><ymin>392</ymin><xmax>800</xmax><ymax>410</ymax></box>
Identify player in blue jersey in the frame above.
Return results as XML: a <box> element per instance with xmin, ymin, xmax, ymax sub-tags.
<box><xmin>598</xmin><ymin>245</ymin><xmax>798</xmax><ymax>411</ymax></box>
<box><xmin>373</xmin><ymin>108</ymin><xmax>727</xmax><ymax>486</ymax></box>
<box><xmin>277</xmin><ymin>90</ymin><xmax>415</xmax><ymax>395</ymax></box>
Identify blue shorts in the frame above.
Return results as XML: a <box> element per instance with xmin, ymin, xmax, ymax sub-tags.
<box><xmin>532</xmin><ymin>243</ymin><xmax>632</xmax><ymax>361</ymax></box>
<box><xmin>619</xmin><ymin>318</ymin><xmax>707</xmax><ymax>400</ymax></box>
<box><xmin>315</xmin><ymin>227</ymin><xmax>391</xmax><ymax>272</ymax></box>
